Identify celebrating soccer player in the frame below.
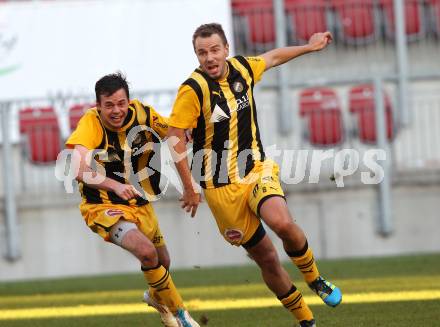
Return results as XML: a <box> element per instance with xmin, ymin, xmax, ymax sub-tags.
<box><xmin>167</xmin><ymin>23</ymin><xmax>341</xmax><ymax>327</ymax></box>
<box><xmin>66</xmin><ymin>73</ymin><xmax>199</xmax><ymax>327</ymax></box>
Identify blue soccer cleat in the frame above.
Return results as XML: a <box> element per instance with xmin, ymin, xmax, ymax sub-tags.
<box><xmin>309</xmin><ymin>276</ymin><xmax>342</xmax><ymax>307</ymax></box>
<box><xmin>174</xmin><ymin>308</ymin><xmax>200</xmax><ymax>327</ymax></box>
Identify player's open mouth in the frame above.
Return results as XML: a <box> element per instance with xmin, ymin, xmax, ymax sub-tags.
<box><xmin>207</xmin><ymin>65</ymin><xmax>218</xmax><ymax>74</ymax></box>
<box><xmin>111</xmin><ymin>116</ymin><xmax>123</xmax><ymax>124</ymax></box>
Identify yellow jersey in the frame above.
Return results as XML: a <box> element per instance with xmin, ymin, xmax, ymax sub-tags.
<box><xmin>66</xmin><ymin>99</ymin><xmax>168</xmax><ymax>205</ymax></box>
<box><xmin>169</xmin><ymin>56</ymin><xmax>267</xmax><ymax>189</ymax></box>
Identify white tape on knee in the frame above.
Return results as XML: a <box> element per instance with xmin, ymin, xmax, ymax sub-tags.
<box><xmin>109</xmin><ymin>220</ymin><xmax>138</xmax><ymax>246</ymax></box>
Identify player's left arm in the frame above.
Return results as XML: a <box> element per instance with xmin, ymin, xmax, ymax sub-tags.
<box><xmin>260</xmin><ymin>31</ymin><xmax>332</xmax><ymax>71</ymax></box>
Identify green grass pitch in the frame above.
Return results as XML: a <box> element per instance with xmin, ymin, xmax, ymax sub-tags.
<box><xmin>0</xmin><ymin>254</ymin><xmax>439</xmax><ymax>326</ymax></box>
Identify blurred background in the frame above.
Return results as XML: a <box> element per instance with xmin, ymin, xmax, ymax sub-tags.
<box><xmin>0</xmin><ymin>0</ymin><xmax>439</xmax><ymax>282</ymax></box>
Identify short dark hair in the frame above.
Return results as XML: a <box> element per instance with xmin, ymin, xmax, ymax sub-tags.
<box><xmin>95</xmin><ymin>72</ymin><xmax>129</xmax><ymax>104</ymax></box>
<box><xmin>192</xmin><ymin>23</ymin><xmax>228</xmax><ymax>49</ymax></box>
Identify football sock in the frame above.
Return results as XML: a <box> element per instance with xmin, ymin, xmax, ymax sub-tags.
<box><xmin>148</xmin><ymin>287</ymin><xmax>166</xmax><ymax>306</ymax></box>
<box><xmin>278</xmin><ymin>285</ymin><xmax>314</xmax><ymax>322</ymax></box>
<box><xmin>286</xmin><ymin>240</ymin><xmax>320</xmax><ymax>284</ymax></box>
<box><xmin>142</xmin><ymin>264</ymin><xmax>184</xmax><ymax>314</ymax></box>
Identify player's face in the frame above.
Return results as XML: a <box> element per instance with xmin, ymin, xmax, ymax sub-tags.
<box><xmin>97</xmin><ymin>88</ymin><xmax>129</xmax><ymax>129</ymax></box>
<box><xmin>194</xmin><ymin>33</ymin><xmax>229</xmax><ymax>80</ymax></box>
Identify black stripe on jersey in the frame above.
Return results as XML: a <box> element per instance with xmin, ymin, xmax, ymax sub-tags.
<box><xmin>105</xmin><ymin>131</ymin><xmax>129</xmax><ymax>205</ymax></box>
<box><xmin>195</xmin><ymin>69</ymin><xmax>231</xmax><ymax>186</ymax></box>
<box><xmin>183</xmin><ymin>78</ymin><xmax>204</xmax><ymax>154</ymax></box>
<box><xmin>142</xmin><ymin>103</ymin><xmax>151</xmax><ymax>127</ymax></box>
<box><xmin>211</xmin><ymin>80</ymin><xmax>231</xmax><ymax>187</ymax></box>
<box><xmin>227</xmin><ymin>61</ymin><xmax>255</xmax><ymax>178</ymax></box>
<box><xmin>235</xmin><ymin>56</ymin><xmax>265</xmax><ymax>161</ymax></box>
<box><xmin>183</xmin><ymin>78</ymin><xmax>203</xmax><ymax>107</ymax></box>
<box><xmin>235</xmin><ymin>56</ymin><xmax>254</xmax><ymax>86</ymax></box>
<box><xmin>124</xmin><ymin>115</ymin><xmax>149</xmax><ymax>206</ymax></box>
<box><xmin>145</xmin><ymin>145</ymin><xmax>162</xmax><ymax>196</ymax></box>
<box><xmin>82</xmin><ymin>185</ymin><xmax>103</xmax><ymax>203</ymax></box>
<box><xmin>122</xmin><ymin>105</ymin><xmax>134</xmax><ymax>126</ymax></box>
<box><xmin>184</xmin><ymin>78</ymin><xmax>207</xmax><ymax>188</ymax></box>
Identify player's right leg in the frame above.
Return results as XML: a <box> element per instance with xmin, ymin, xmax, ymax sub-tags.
<box><xmin>249</xmin><ymin>161</ymin><xmax>342</xmax><ymax>309</ymax></box>
<box><xmin>142</xmin><ymin>244</ymin><xmax>178</xmax><ymax>327</ymax></box>
<box><xmin>244</xmin><ymin>234</ymin><xmax>315</xmax><ymax>326</ymax></box>
<box><xmin>111</xmin><ymin>221</ymin><xmax>199</xmax><ymax>327</ymax></box>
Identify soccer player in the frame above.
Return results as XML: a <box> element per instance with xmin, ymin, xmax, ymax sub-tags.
<box><xmin>167</xmin><ymin>24</ymin><xmax>341</xmax><ymax>327</ymax></box>
<box><xmin>66</xmin><ymin>73</ymin><xmax>199</xmax><ymax>327</ymax></box>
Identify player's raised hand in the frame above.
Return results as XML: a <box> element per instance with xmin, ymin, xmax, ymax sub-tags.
<box><xmin>114</xmin><ymin>183</ymin><xmax>142</xmax><ymax>200</ymax></box>
<box><xmin>308</xmin><ymin>31</ymin><xmax>333</xmax><ymax>51</ymax></box>
<box><xmin>179</xmin><ymin>188</ymin><xmax>202</xmax><ymax>217</ymax></box>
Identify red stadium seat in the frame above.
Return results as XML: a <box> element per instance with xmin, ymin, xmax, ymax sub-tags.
<box><xmin>331</xmin><ymin>0</ymin><xmax>377</xmax><ymax>43</ymax></box>
<box><xmin>69</xmin><ymin>103</ymin><xmax>94</xmax><ymax>131</ymax></box>
<box><xmin>299</xmin><ymin>88</ymin><xmax>343</xmax><ymax>146</ymax></box>
<box><xmin>232</xmin><ymin>0</ymin><xmax>275</xmax><ymax>46</ymax></box>
<box><xmin>428</xmin><ymin>0</ymin><xmax>440</xmax><ymax>35</ymax></box>
<box><xmin>349</xmin><ymin>85</ymin><xmax>394</xmax><ymax>144</ymax></box>
<box><xmin>380</xmin><ymin>0</ymin><xmax>424</xmax><ymax>40</ymax></box>
<box><xmin>19</xmin><ymin>107</ymin><xmax>61</xmax><ymax>164</ymax></box>
<box><xmin>285</xmin><ymin>0</ymin><xmax>328</xmax><ymax>42</ymax></box>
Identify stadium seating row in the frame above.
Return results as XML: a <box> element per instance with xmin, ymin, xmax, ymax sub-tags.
<box><xmin>232</xmin><ymin>0</ymin><xmax>440</xmax><ymax>47</ymax></box>
<box><xmin>18</xmin><ymin>84</ymin><xmax>394</xmax><ymax>164</ymax></box>
<box><xmin>299</xmin><ymin>84</ymin><xmax>394</xmax><ymax>147</ymax></box>
<box><xmin>19</xmin><ymin>103</ymin><xmax>93</xmax><ymax>164</ymax></box>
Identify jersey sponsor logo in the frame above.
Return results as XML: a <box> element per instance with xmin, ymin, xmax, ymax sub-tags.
<box><xmin>210</xmin><ymin>94</ymin><xmax>250</xmax><ymax>123</ymax></box>
<box><xmin>104</xmin><ymin>209</ymin><xmax>124</xmax><ymax>217</ymax></box>
<box><xmin>154</xmin><ymin>121</ymin><xmax>168</xmax><ymax>129</ymax></box>
<box><xmin>224</xmin><ymin>228</ymin><xmax>244</xmax><ymax>244</ymax></box>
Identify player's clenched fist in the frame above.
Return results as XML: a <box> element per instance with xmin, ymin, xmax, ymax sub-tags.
<box><xmin>307</xmin><ymin>31</ymin><xmax>333</xmax><ymax>52</ymax></box>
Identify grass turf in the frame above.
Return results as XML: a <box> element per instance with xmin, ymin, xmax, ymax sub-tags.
<box><xmin>0</xmin><ymin>253</ymin><xmax>439</xmax><ymax>326</ymax></box>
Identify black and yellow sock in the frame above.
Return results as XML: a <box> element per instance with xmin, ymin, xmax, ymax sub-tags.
<box><xmin>278</xmin><ymin>285</ymin><xmax>314</xmax><ymax>322</ymax></box>
<box><xmin>286</xmin><ymin>240</ymin><xmax>320</xmax><ymax>284</ymax></box>
<box><xmin>142</xmin><ymin>264</ymin><xmax>184</xmax><ymax>314</ymax></box>
<box><xmin>148</xmin><ymin>287</ymin><xmax>165</xmax><ymax>306</ymax></box>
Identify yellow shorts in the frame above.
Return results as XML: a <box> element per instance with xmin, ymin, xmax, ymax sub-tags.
<box><xmin>203</xmin><ymin>160</ymin><xmax>285</xmax><ymax>247</ymax></box>
<box><xmin>79</xmin><ymin>202</ymin><xmax>165</xmax><ymax>247</ymax></box>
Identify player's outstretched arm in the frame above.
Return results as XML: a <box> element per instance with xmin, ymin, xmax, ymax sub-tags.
<box><xmin>167</xmin><ymin>127</ymin><xmax>201</xmax><ymax>217</ymax></box>
<box><xmin>261</xmin><ymin>31</ymin><xmax>333</xmax><ymax>71</ymax></box>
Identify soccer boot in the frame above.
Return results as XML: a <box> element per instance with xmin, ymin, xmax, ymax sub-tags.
<box><xmin>299</xmin><ymin>319</ymin><xmax>316</xmax><ymax>327</ymax></box>
<box><xmin>174</xmin><ymin>308</ymin><xmax>200</xmax><ymax>327</ymax></box>
<box><xmin>308</xmin><ymin>276</ymin><xmax>342</xmax><ymax>307</ymax></box>
<box><xmin>143</xmin><ymin>290</ymin><xmax>179</xmax><ymax>327</ymax></box>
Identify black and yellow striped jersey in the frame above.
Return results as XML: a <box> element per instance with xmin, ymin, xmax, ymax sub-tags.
<box><xmin>169</xmin><ymin>56</ymin><xmax>266</xmax><ymax>189</ymax></box>
<box><xmin>66</xmin><ymin>99</ymin><xmax>168</xmax><ymax>205</ymax></box>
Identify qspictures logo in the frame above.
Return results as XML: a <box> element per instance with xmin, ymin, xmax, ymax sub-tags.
<box><xmin>0</xmin><ymin>21</ymin><xmax>20</xmax><ymax>76</ymax></box>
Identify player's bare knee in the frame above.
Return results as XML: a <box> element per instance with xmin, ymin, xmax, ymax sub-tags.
<box><xmin>138</xmin><ymin>244</ymin><xmax>159</xmax><ymax>267</ymax></box>
<box><xmin>271</xmin><ymin>219</ymin><xmax>295</xmax><ymax>240</ymax></box>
